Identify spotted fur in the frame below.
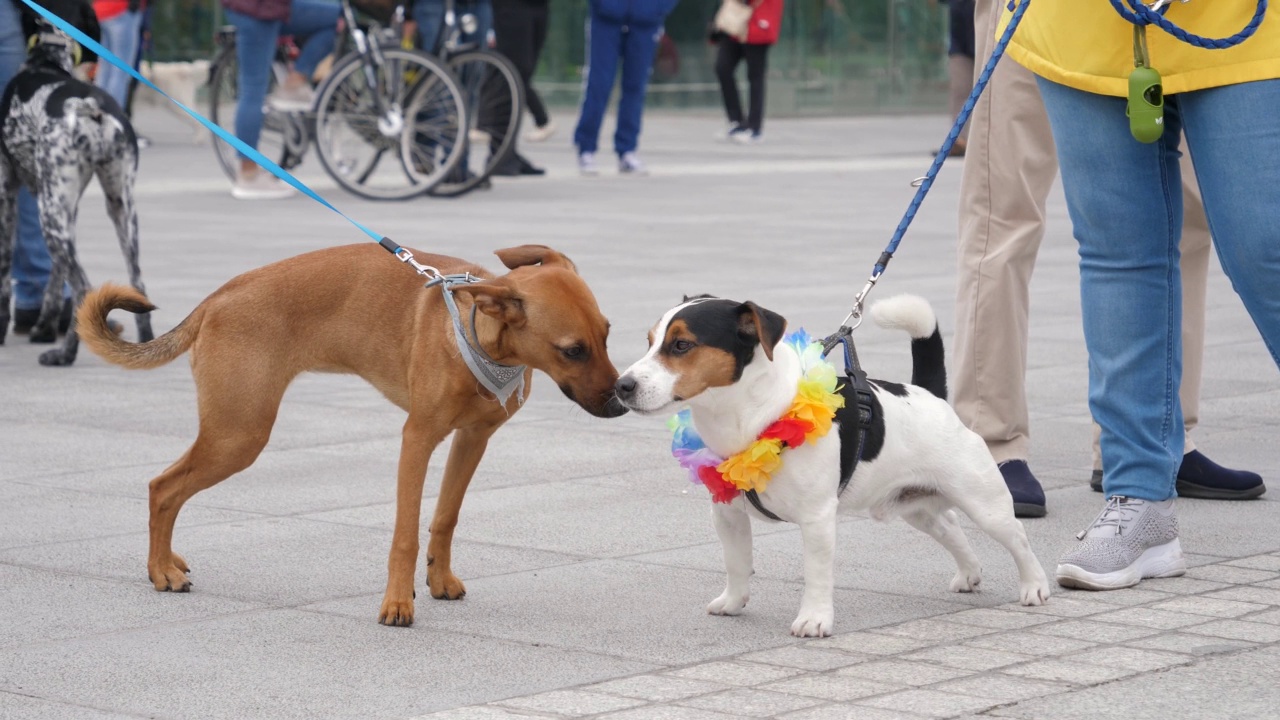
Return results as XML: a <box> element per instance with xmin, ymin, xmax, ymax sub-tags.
<box><xmin>0</xmin><ymin>28</ymin><xmax>152</xmax><ymax>365</ymax></box>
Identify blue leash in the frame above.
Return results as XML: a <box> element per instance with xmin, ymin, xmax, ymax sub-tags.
<box><xmin>16</xmin><ymin>0</ymin><xmax>422</xmax><ymax>258</ymax></box>
<box><xmin>1110</xmin><ymin>0</ymin><xmax>1267</xmax><ymax>48</ymax></box>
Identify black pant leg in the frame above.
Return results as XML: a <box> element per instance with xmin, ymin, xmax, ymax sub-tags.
<box><xmin>714</xmin><ymin>39</ymin><xmax>746</xmax><ymax>127</ymax></box>
<box><xmin>744</xmin><ymin>43</ymin><xmax>769</xmax><ymax>133</ymax></box>
<box><xmin>523</xmin><ymin>3</ymin><xmax>550</xmax><ymax>126</ymax></box>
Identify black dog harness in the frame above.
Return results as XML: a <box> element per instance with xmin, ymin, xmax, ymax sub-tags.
<box><xmin>744</xmin><ymin>332</ymin><xmax>876</xmax><ymax>522</ymax></box>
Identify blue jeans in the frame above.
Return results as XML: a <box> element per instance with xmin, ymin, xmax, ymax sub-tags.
<box><xmin>95</xmin><ymin>10</ymin><xmax>144</xmax><ymax>106</ymax></box>
<box><xmin>225</xmin><ymin>1</ymin><xmax>338</xmax><ymax>156</ymax></box>
<box><xmin>413</xmin><ymin>0</ymin><xmax>492</xmax><ymax>56</ymax></box>
<box><xmin>573</xmin><ymin>16</ymin><xmax>662</xmax><ymax>156</ymax></box>
<box><xmin>0</xmin><ymin>0</ymin><xmax>52</xmax><ymax>310</ymax></box>
<box><xmin>1037</xmin><ymin>77</ymin><xmax>1280</xmax><ymax>502</ymax></box>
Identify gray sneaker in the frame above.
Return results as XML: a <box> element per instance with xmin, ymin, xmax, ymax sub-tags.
<box><xmin>1056</xmin><ymin>496</ymin><xmax>1186</xmax><ymax>590</ymax></box>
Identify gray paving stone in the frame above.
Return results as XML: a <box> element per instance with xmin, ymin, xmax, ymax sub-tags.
<box><xmin>676</xmin><ymin>688</ymin><xmax>824</xmax><ymax>717</ymax></box>
<box><xmin>944</xmin><ymin>608</ymin><xmax>1058</xmax><ymax>630</ymax></box>
<box><xmin>1206</xmin><ymin>585</ymin><xmax>1280</xmax><ymax>606</ymax></box>
<box><xmin>1029</xmin><ymin>619</ymin><xmax>1161</xmax><ymax>643</ymax></box>
<box><xmin>665</xmin><ymin>662</ymin><xmax>804</xmax><ymax>687</ymax></box>
<box><xmin>1139</xmin><ymin>576</ymin><xmax>1232</xmax><ymax>594</ymax></box>
<box><xmin>1242</xmin><ymin>608</ymin><xmax>1280</xmax><ymax>625</ymax></box>
<box><xmin>496</xmin><ymin>690</ymin><xmax>646</xmax><ymax>717</ymax></box>
<box><xmin>585</xmin><ymin>675</ymin><xmax>726</xmax><ymax>703</ymax></box>
<box><xmin>1079</xmin><ymin>587</ymin><xmax>1175</xmax><ymax>606</ymax></box>
<box><xmin>761</xmin><ymin>674</ymin><xmax>902</xmax><ymax>702</ymax></box>
<box><xmin>408</xmin><ymin>708</ymin><xmax>550</xmax><ymax>720</ymax></box>
<box><xmin>737</xmin><ymin>645</ymin><xmax>868</xmax><ymax>671</ymax></box>
<box><xmin>1125</xmin><ymin>632</ymin><xmax>1259</xmax><ymax>656</ymax></box>
<box><xmin>1224</xmin><ymin>555</ymin><xmax>1280</xmax><ymax>572</ymax></box>
<box><xmin>779</xmin><ymin>705</ymin><xmax>928</xmax><ymax>720</ymax></box>
<box><xmin>1064</xmin><ymin>646</ymin><xmax>1194</xmax><ymax>672</ymax></box>
<box><xmin>0</xmin><ymin>692</ymin><xmax>145</xmax><ymax>720</ymax></box>
<box><xmin>596</xmin><ymin>707</ymin><xmax>740</xmax><ymax>720</ymax></box>
<box><xmin>1086</xmin><ymin>606</ymin><xmax>1213</xmax><ymax>631</ymax></box>
<box><xmin>1182</xmin><ymin>619</ymin><xmax>1280</xmax><ymax>643</ymax></box>
<box><xmin>931</xmin><ymin>674</ymin><xmax>1069</xmax><ymax>702</ymax></box>
<box><xmin>1149</xmin><ymin>595</ymin><xmax>1269</xmax><ymax>618</ymax></box>
<box><xmin>834</xmin><ymin>659</ymin><xmax>974</xmax><ymax>686</ymax></box>
<box><xmin>963</xmin><ymin>630</ymin><xmax>1095</xmax><ymax>657</ymax></box>
<box><xmin>995</xmin><ymin>596</ymin><xmax>1114</xmax><ymax>618</ymax></box>
<box><xmin>854</xmin><ymin>689</ymin><xmax>999</xmax><ymax>718</ymax></box>
<box><xmin>808</xmin><ymin>632</ymin><xmax>936</xmax><ymax>656</ymax></box>
<box><xmin>1185</xmin><ymin>565</ymin><xmax>1280</xmax><ymax>585</ymax></box>
<box><xmin>871</xmin><ymin>619</ymin><xmax>998</xmax><ymax>643</ymax></box>
<box><xmin>999</xmin><ymin>658</ymin><xmax>1140</xmax><ymax>685</ymax></box>
<box><xmin>900</xmin><ymin>645</ymin><xmax>1035</xmax><ymax>671</ymax></box>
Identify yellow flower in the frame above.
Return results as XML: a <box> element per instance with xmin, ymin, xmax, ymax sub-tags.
<box><xmin>718</xmin><ymin>438</ymin><xmax>783</xmax><ymax>492</ymax></box>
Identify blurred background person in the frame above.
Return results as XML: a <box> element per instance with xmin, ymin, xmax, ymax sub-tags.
<box><xmin>712</xmin><ymin>0</ymin><xmax>783</xmax><ymax>144</ymax></box>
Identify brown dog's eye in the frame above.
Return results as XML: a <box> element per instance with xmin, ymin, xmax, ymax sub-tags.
<box><xmin>561</xmin><ymin>344</ymin><xmax>588</xmax><ymax>361</ymax></box>
<box><xmin>670</xmin><ymin>339</ymin><xmax>694</xmax><ymax>355</ymax></box>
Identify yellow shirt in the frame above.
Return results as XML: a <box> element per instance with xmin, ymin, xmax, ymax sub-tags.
<box><xmin>999</xmin><ymin>0</ymin><xmax>1280</xmax><ymax>96</ymax></box>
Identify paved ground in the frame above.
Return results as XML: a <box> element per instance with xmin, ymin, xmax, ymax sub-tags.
<box><xmin>2</xmin><ymin>106</ymin><xmax>1278</xmax><ymax>720</ymax></box>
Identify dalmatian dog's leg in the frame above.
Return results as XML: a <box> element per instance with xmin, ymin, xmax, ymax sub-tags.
<box><xmin>32</xmin><ymin>149</ymin><xmax>90</xmax><ymax>366</ymax></box>
<box><xmin>0</xmin><ymin>163</ymin><xmax>17</xmax><ymax>345</ymax></box>
<box><xmin>98</xmin><ymin>153</ymin><xmax>152</xmax><ymax>341</ymax></box>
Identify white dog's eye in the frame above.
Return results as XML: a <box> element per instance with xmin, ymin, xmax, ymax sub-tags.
<box><xmin>670</xmin><ymin>339</ymin><xmax>694</xmax><ymax>355</ymax></box>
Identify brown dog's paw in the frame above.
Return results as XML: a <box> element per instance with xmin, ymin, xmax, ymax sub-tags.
<box><xmin>148</xmin><ymin>560</ymin><xmax>192</xmax><ymax>592</ymax></box>
<box><xmin>428</xmin><ymin>572</ymin><xmax>466</xmax><ymax>600</ymax></box>
<box><xmin>171</xmin><ymin>552</ymin><xmax>190</xmax><ymax>573</ymax></box>
<box><xmin>378</xmin><ymin>596</ymin><xmax>415</xmax><ymax>627</ymax></box>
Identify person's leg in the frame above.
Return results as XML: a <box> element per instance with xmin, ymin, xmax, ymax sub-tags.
<box><xmin>743</xmin><ymin>43</ymin><xmax>768</xmax><ymax>134</ymax></box>
<box><xmin>947</xmin><ymin>53</ymin><xmax>975</xmax><ymax>143</ymax></box>
<box><xmin>1039</xmin><ymin>77</ymin><xmax>1185</xmax><ymax>503</ymax></box>
<box><xmin>1180</xmin><ymin>80</ymin><xmax>1280</xmax><ymax>365</ymax></box>
<box><xmin>525</xmin><ymin>1</ymin><xmax>551</xmax><ymax>127</ymax></box>
<box><xmin>95</xmin><ymin>10</ymin><xmax>144</xmax><ymax>107</ymax></box>
<box><xmin>573</xmin><ymin>15</ymin><xmax>623</xmax><ymax>156</ymax></box>
<box><xmin>412</xmin><ymin>0</ymin><xmax>445</xmax><ymax>55</ymax></box>
<box><xmin>283</xmin><ymin>0</ymin><xmax>339</xmax><ymax>81</ymax></box>
<box><xmin>0</xmin><ymin>8</ymin><xmax>53</xmax><ymax>322</ymax></box>
<box><xmin>714</xmin><ymin>39</ymin><xmax>746</xmax><ymax>129</ymax></box>
<box><xmin>613</xmin><ymin>23</ymin><xmax>661</xmax><ymax>156</ymax></box>
<box><xmin>226</xmin><ymin>9</ymin><xmax>278</xmax><ymax>158</ymax></box>
<box><xmin>952</xmin><ymin>0</ymin><xmax>1057</xmax><ymax>516</ymax></box>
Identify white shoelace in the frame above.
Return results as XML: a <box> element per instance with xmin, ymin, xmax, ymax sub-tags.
<box><xmin>1076</xmin><ymin>495</ymin><xmax>1144</xmax><ymax>540</ymax></box>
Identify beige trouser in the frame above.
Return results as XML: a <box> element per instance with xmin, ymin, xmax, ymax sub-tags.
<box><xmin>953</xmin><ymin>0</ymin><xmax>1210</xmax><ymax>469</ymax></box>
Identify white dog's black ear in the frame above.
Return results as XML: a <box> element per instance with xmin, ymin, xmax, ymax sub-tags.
<box><xmin>736</xmin><ymin>302</ymin><xmax>787</xmax><ymax>361</ymax></box>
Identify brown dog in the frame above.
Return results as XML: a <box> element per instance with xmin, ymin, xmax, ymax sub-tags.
<box><xmin>77</xmin><ymin>243</ymin><xmax>625</xmax><ymax>626</ymax></box>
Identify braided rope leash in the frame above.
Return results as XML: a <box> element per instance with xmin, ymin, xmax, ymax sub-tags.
<box><xmin>1110</xmin><ymin>0</ymin><xmax>1268</xmax><ymax>48</ymax></box>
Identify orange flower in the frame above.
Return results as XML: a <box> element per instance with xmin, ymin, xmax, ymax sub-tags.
<box><xmin>718</xmin><ymin>438</ymin><xmax>783</xmax><ymax>492</ymax></box>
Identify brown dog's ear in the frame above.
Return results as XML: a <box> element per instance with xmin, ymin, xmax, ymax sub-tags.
<box><xmin>736</xmin><ymin>301</ymin><xmax>787</xmax><ymax>361</ymax></box>
<box><xmin>452</xmin><ymin>282</ymin><xmax>526</xmax><ymax>328</ymax></box>
<box><xmin>494</xmin><ymin>245</ymin><xmax>577</xmax><ymax>273</ymax></box>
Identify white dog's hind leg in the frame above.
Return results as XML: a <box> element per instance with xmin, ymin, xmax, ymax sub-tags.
<box><xmin>707</xmin><ymin>501</ymin><xmax>753</xmax><ymax>616</ymax></box>
<box><xmin>902</xmin><ymin>508</ymin><xmax>984</xmax><ymax>593</ymax></box>
<box><xmin>791</xmin><ymin>512</ymin><xmax>837</xmax><ymax>637</ymax></box>
<box><xmin>952</xmin><ymin>492</ymin><xmax>1051</xmax><ymax>606</ymax></box>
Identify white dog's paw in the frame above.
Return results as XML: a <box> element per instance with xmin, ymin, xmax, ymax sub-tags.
<box><xmin>1020</xmin><ymin>579</ymin><xmax>1051</xmax><ymax>606</ymax></box>
<box><xmin>706</xmin><ymin>591</ymin><xmax>748</xmax><ymax>616</ymax></box>
<box><xmin>790</xmin><ymin>607</ymin><xmax>834</xmax><ymax>638</ymax></box>
<box><xmin>950</xmin><ymin>568</ymin><xmax>983</xmax><ymax>593</ymax></box>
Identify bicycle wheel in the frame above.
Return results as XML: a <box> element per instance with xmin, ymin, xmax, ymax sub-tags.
<box><xmin>424</xmin><ymin>50</ymin><xmax>525</xmax><ymax>198</ymax></box>
<box><xmin>315</xmin><ymin>48</ymin><xmax>466</xmax><ymax>200</ymax></box>
<box><xmin>208</xmin><ymin>39</ymin><xmax>297</xmax><ymax>182</ymax></box>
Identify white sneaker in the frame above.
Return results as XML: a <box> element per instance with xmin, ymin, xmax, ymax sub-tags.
<box><xmin>719</xmin><ymin>124</ymin><xmax>748</xmax><ymax>141</ymax></box>
<box><xmin>1055</xmin><ymin>496</ymin><xmax>1186</xmax><ymax>591</ymax></box>
<box><xmin>469</xmin><ymin>128</ymin><xmax>492</xmax><ymax>145</ymax></box>
<box><xmin>266</xmin><ymin>83</ymin><xmax>315</xmax><ymax>112</ymax></box>
<box><xmin>732</xmin><ymin>130</ymin><xmax>762</xmax><ymax>145</ymax></box>
<box><xmin>525</xmin><ymin>119</ymin><xmax>557</xmax><ymax>143</ymax></box>
<box><xmin>578</xmin><ymin>151</ymin><xmax>599</xmax><ymax>176</ymax></box>
<box><xmin>231</xmin><ymin>170</ymin><xmax>296</xmax><ymax>200</ymax></box>
<box><xmin>618</xmin><ymin>151</ymin><xmax>647</xmax><ymax>175</ymax></box>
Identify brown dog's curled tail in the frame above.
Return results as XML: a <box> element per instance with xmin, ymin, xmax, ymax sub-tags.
<box><xmin>78</xmin><ymin>284</ymin><xmax>200</xmax><ymax>370</ymax></box>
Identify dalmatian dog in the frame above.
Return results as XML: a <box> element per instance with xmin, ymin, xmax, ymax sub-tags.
<box><xmin>0</xmin><ymin>23</ymin><xmax>152</xmax><ymax>365</ymax></box>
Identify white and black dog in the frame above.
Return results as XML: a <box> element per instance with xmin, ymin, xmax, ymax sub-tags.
<box><xmin>616</xmin><ymin>294</ymin><xmax>1050</xmax><ymax>637</ymax></box>
<box><xmin>0</xmin><ymin>24</ymin><xmax>152</xmax><ymax>365</ymax></box>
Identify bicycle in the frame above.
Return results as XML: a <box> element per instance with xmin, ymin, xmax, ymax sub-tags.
<box><xmin>207</xmin><ymin>0</ymin><xmax>468</xmax><ymax>200</ymax></box>
<box><xmin>403</xmin><ymin>0</ymin><xmax>526</xmax><ymax>198</ymax></box>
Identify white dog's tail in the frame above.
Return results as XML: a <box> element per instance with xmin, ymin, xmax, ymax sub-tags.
<box><xmin>869</xmin><ymin>294</ymin><xmax>947</xmax><ymax>400</ymax></box>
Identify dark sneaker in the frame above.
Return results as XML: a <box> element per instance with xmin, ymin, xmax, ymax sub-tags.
<box><xmin>1090</xmin><ymin>450</ymin><xmax>1264</xmax><ymax>500</ymax></box>
<box><xmin>998</xmin><ymin>459</ymin><xmax>1046</xmax><ymax>518</ymax></box>
<box><xmin>1056</xmin><ymin>496</ymin><xmax>1186</xmax><ymax>590</ymax></box>
<box><xmin>1176</xmin><ymin>449</ymin><xmax>1265</xmax><ymax>500</ymax></box>
<box><xmin>12</xmin><ymin>306</ymin><xmax>40</xmax><ymax>335</ymax></box>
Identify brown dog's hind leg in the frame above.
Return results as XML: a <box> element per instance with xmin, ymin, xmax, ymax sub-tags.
<box><xmin>427</xmin><ymin>422</ymin><xmax>500</xmax><ymax>601</ymax></box>
<box><xmin>379</xmin><ymin>412</ymin><xmax>448</xmax><ymax>627</ymax></box>
<box><xmin>148</xmin><ymin>357</ymin><xmax>286</xmax><ymax>592</ymax></box>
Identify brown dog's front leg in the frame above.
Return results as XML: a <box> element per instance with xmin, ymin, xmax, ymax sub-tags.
<box><xmin>427</xmin><ymin>423</ymin><xmax>499</xmax><ymax>600</ymax></box>
<box><xmin>379</xmin><ymin>414</ymin><xmax>446</xmax><ymax>627</ymax></box>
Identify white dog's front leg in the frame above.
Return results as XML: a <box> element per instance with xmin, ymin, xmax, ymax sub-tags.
<box><xmin>792</xmin><ymin>513</ymin><xmax>837</xmax><ymax>637</ymax></box>
<box><xmin>707</xmin><ymin>501</ymin><xmax>753</xmax><ymax>616</ymax></box>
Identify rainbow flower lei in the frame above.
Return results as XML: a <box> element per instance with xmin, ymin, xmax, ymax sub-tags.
<box><xmin>668</xmin><ymin>330</ymin><xmax>845</xmax><ymax>504</ymax></box>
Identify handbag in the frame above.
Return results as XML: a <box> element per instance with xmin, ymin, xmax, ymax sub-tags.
<box><xmin>713</xmin><ymin>0</ymin><xmax>754</xmax><ymax>42</ymax></box>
